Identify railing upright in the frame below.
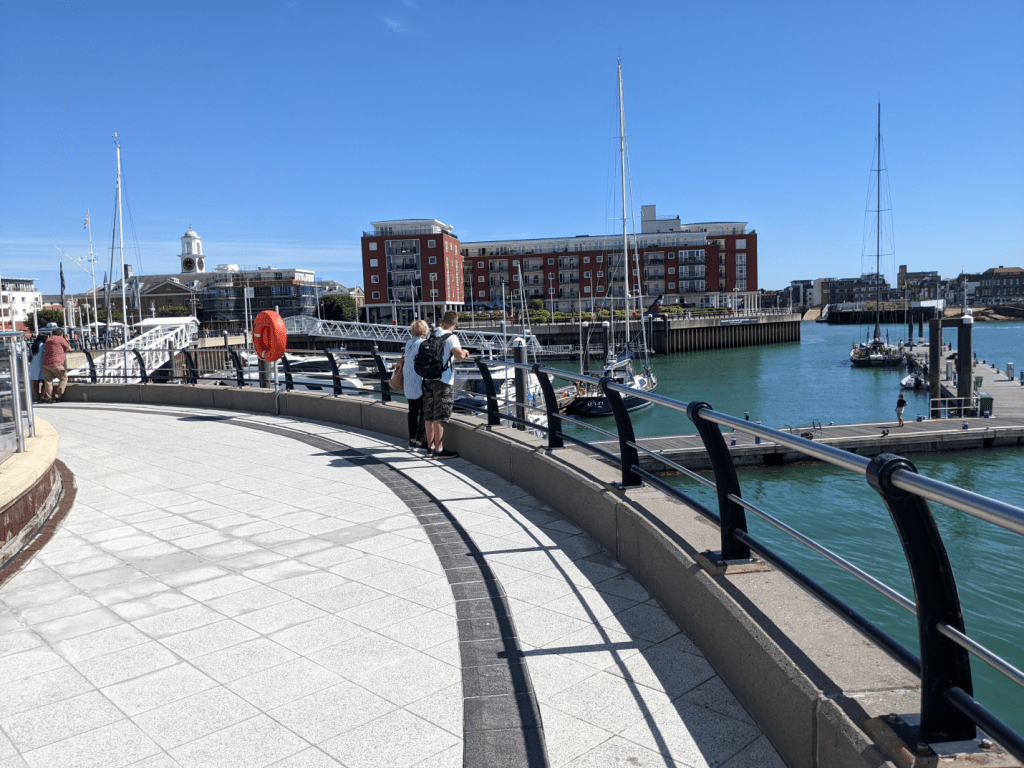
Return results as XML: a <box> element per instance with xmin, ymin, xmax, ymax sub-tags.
<box><xmin>227</xmin><ymin>349</ymin><xmax>246</xmax><ymax>387</ymax></box>
<box><xmin>181</xmin><ymin>350</ymin><xmax>199</xmax><ymax>385</ymax></box>
<box><xmin>324</xmin><ymin>351</ymin><xmax>342</xmax><ymax>397</ymax></box>
<box><xmin>279</xmin><ymin>355</ymin><xmax>295</xmax><ymax>390</ymax></box>
<box><xmin>686</xmin><ymin>401</ymin><xmax>751</xmax><ymax>561</ymax></box>
<box><xmin>132</xmin><ymin>349</ymin><xmax>149</xmax><ymax>385</ymax></box>
<box><xmin>599</xmin><ymin>376</ymin><xmax>642</xmax><ymax>488</ymax></box>
<box><xmin>866</xmin><ymin>453</ymin><xmax>975</xmax><ymax>741</ymax></box>
<box><xmin>532</xmin><ymin>364</ymin><xmax>563</xmax><ymax>449</ymax></box>
<box><xmin>474</xmin><ymin>357</ymin><xmax>501</xmax><ymax>426</ymax></box>
<box><xmin>18</xmin><ymin>340</ymin><xmax>36</xmax><ymax>438</ymax></box>
<box><xmin>83</xmin><ymin>350</ymin><xmax>98</xmax><ymax>383</ymax></box>
<box><xmin>370</xmin><ymin>350</ymin><xmax>391</xmax><ymax>403</ymax></box>
<box><xmin>8</xmin><ymin>342</ymin><xmax>25</xmax><ymax>453</ymax></box>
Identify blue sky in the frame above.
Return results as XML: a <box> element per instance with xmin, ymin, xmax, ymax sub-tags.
<box><xmin>1</xmin><ymin>0</ymin><xmax>1021</xmax><ymax>297</ymax></box>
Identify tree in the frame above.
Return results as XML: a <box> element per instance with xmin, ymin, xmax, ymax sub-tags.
<box><xmin>528</xmin><ymin>298</ymin><xmax>545</xmax><ymax>311</ymax></box>
<box><xmin>319</xmin><ymin>294</ymin><xmax>358</xmax><ymax>322</ymax></box>
<box><xmin>34</xmin><ymin>309</ymin><xmax>65</xmax><ymax>330</ymax></box>
<box><xmin>157</xmin><ymin>305</ymin><xmax>191</xmax><ymax>317</ymax></box>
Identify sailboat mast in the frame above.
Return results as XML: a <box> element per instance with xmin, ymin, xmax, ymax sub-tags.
<box><xmin>875</xmin><ymin>104</ymin><xmax>881</xmax><ymax>337</ymax></box>
<box><xmin>115</xmin><ymin>135</ymin><xmax>129</xmax><ymax>379</ymax></box>
<box><xmin>618</xmin><ymin>60</ymin><xmax>630</xmax><ymax>357</ymax></box>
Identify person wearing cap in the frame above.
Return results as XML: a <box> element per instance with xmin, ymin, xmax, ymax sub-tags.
<box><xmin>42</xmin><ymin>328</ymin><xmax>71</xmax><ymax>403</ymax></box>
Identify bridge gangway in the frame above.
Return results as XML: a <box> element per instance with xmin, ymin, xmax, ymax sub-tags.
<box><xmin>283</xmin><ymin>315</ymin><xmax>544</xmax><ymax>354</ymax></box>
<box><xmin>67</xmin><ymin>318</ymin><xmax>199</xmax><ymax>384</ymax></box>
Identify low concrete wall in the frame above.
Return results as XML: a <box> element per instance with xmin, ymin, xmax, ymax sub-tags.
<box><xmin>1</xmin><ymin>420</ymin><xmax>63</xmax><ymax>570</ymax></box>
<box><xmin>58</xmin><ymin>382</ymin><xmax>923</xmax><ymax>768</ymax></box>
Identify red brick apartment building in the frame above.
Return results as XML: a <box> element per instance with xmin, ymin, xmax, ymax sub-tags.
<box><xmin>361</xmin><ymin>206</ymin><xmax>758</xmax><ymax>322</ymax></box>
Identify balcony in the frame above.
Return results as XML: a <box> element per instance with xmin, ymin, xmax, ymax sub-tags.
<box><xmin>388</xmin><ymin>278</ymin><xmax>421</xmax><ymax>288</ymax></box>
<box><xmin>558</xmin><ymin>261</ymin><xmax>579</xmax><ymax>270</ymax></box>
<box><xmin>644</xmin><ymin>271</ymin><xmax>665</xmax><ymax>281</ymax></box>
<box><xmin>489</xmin><ymin>266</ymin><xmax>508</xmax><ymax>273</ymax></box>
<box><xmin>645</xmin><ymin>257</ymin><xmax>666</xmax><ymax>266</ymax></box>
<box><xmin>389</xmin><ymin>259</ymin><xmax>419</xmax><ymax>271</ymax></box>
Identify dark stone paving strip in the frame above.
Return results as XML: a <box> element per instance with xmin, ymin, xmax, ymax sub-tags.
<box><xmin>69</xmin><ymin>407</ymin><xmax>550</xmax><ymax>768</ymax></box>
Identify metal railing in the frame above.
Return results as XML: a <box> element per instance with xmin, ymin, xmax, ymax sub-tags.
<box><xmin>0</xmin><ymin>331</ymin><xmax>36</xmax><ymax>462</ymax></box>
<box><xmin>417</xmin><ymin>357</ymin><xmax>1024</xmax><ymax>762</ymax></box>
<box><xmin>66</xmin><ymin>321</ymin><xmax>199</xmax><ymax>384</ymax></box>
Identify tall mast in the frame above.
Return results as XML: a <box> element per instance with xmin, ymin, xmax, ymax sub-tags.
<box><xmin>85</xmin><ymin>209</ymin><xmax>98</xmax><ymax>329</ymax></box>
<box><xmin>875</xmin><ymin>104</ymin><xmax>882</xmax><ymax>340</ymax></box>
<box><xmin>618</xmin><ymin>59</ymin><xmax>630</xmax><ymax>359</ymax></box>
<box><xmin>115</xmin><ymin>134</ymin><xmax>129</xmax><ymax>379</ymax></box>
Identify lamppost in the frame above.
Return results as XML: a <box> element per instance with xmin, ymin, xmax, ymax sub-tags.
<box><xmin>430</xmin><ymin>274</ymin><xmax>436</xmax><ymax>323</ymax></box>
<box><xmin>548</xmin><ymin>271</ymin><xmax>555</xmax><ymax>319</ymax></box>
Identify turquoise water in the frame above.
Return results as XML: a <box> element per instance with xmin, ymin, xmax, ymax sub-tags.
<box><xmin>564</xmin><ymin>321</ymin><xmax>1024</xmax><ymax>732</ymax></box>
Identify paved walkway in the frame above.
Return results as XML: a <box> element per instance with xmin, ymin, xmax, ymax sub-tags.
<box><xmin>0</xmin><ymin>404</ymin><xmax>784</xmax><ymax>768</ymax></box>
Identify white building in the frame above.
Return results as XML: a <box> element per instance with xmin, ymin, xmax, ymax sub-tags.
<box><xmin>0</xmin><ymin>278</ymin><xmax>43</xmax><ymax>327</ymax></box>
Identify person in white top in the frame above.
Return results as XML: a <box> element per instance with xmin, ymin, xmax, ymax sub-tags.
<box><xmin>422</xmin><ymin>311</ymin><xmax>470</xmax><ymax>459</ymax></box>
<box><xmin>403</xmin><ymin>319</ymin><xmax>429</xmax><ymax>449</ymax></box>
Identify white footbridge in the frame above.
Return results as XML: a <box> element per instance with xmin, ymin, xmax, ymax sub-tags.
<box><xmin>283</xmin><ymin>315</ymin><xmax>544</xmax><ymax>354</ymax></box>
<box><xmin>68</xmin><ymin>319</ymin><xmax>199</xmax><ymax>383</ymax></box>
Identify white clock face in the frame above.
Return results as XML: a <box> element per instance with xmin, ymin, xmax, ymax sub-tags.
<box><xmin>183</xmin><ymin>257</ymin><xmax>196</xmax><ymax>272</ymax></box>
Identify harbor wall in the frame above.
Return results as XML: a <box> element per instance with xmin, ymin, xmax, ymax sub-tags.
<box><xmin>58</xmin><ymin>383</ymin><xmax>918</xmax><ymax>768</ymax></box>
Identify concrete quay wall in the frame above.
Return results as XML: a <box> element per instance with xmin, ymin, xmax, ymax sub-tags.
<box><xmin>60</xmin><ymin>382</ymin><xmax>925</xmax><ymax>768</ymax></box>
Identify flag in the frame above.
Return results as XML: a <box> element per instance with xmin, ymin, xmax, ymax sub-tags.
<box><xmin>60</xmin><ymin>262</ymin><xmax>66</xmax><ymax>307</ymax></box>
<box><xmin>84</xmin><ymin>211</ymin><xmax>89</xmax><ymax>229</ymax></box>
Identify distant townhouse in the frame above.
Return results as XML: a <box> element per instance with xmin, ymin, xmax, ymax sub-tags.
<box><xmin>977</xmin><ymin>266</ymin><xmax>1024</xmax><ymax>304</ymax></box>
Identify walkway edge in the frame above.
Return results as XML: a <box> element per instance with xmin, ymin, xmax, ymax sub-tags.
<box><xmin>63</xmin><ymin>383</ymin><xmax>916</xmax><ymax>768</ymax></box>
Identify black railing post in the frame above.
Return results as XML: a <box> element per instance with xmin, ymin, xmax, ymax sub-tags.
<box><xmin>182</xmin><ymin>350</ymin><xmax>199</xmax><ymax>385</ymax></box>
<box><xmin>532</xmin><ymin>364</ymin><xmax>563</xmax><ymax>449</ymax></box>
<box><xmin>132</xmin><ymin>349</ymin><xmax>149</xmax><ymax>384</ymax></box>
<box><xmin>600</xmin><ymin>376</ymin><xmax>642</xmax><ymax>488</ymax></box>
<box><xmin>371</xmin><ymin>350</ymin><xmax>392</xmax><ymax>403</ymax></box>
<box><xmin>279</xmin><ymin>355</ymin><xmax>295</xmax><ymax>390</ymax></box>
<box><xmin>865</xmin><ymin>453</ymin><xmax>975</xmax><ymax>742</ymax></box>
<box><xmin>475</xmin><ymin>356</ymin><xmax>500</xmax><ymax>426</ymax></box>
<box><xmin>83</xmin><ymin>350</ymin><xmax>97</xmax><ymax>383</ymax></box>
<box><xmin>325</xmin><ymin>351</ymin><xmax>342</xmax><ymax>397</ymax></box>
<box><xmin>686</xmin><ymin>401</ymin><xmax>751</xmax><ymax>560</ymax></box>
<box><xmin>227</xmin><ymin>349</ymin><xmax>246</xmax><ymax>387</ymax></box>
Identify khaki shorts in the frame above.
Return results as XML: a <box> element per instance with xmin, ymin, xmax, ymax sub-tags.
<box><xmin>422</xmin><ymin>380</ymin><xmax>454</xmax><ymax>422</ymax></box>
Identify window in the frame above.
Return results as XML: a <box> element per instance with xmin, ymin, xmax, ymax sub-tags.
<box><xmin>430</xmin><ymin>289</ymin><xmax>438</xmax><ymax>298</ymax></box>
<box><xmin>584</xmin><ymin>286</ymin><xmax>591</xmax><ymax>294</ymax></box>
<box><xmin>597</xmin><ymin>271</ymin><xmax>604</xmax><ymax>278</ymax></box>
<box><xmin>669</xmin><ymin>282</ymin><xmax>676</xmax><ymax>289</ymax></box>
<box><xmin>428</xmin><ymin>240</ymin><xmax>436</xmax><ymax>248</ymax></box>
<box><xmin>737</xmin><ymin>253</ymin><xmax>746</xmax><ymax>265</ymax></box>
<box><xmin>596</xmin><ymin>256</ymin><xmax>603</xmax><ymax>263</ymax></box>
<box><xmin>513</xmin><ymin>274</ymin><xmax>519</xmax><ymax>282</ymax></box>
<box><xmin>477</xmin><ymin>276</ymin><xmax>484</xmax><ymax>283</ymax></box>
<box><xmin>479</xmin><ymin>290</ymin><xmax>486</xmax><ymax>298</ymax></box>
<box><xmin>668</xmin><ymin>267</ymin><xmax>675</xmax><ymax>274</ymax></box>
<box><xmin>583</xmin><ymin>271</ymin><xmax>591</xmax><ymax>278</ymax></box>
<box><xmin>369</xmin><ymin>259</ymin><xmax>378</xmax><ymax>267</ymax></box>
<box><xmin>736</xmin><ymin>279</ymin><xmax>747</xmax><ymax>291</ymax></box>
<box><xmin>430</xmin><ymin>273</ymin><xmax>438</xmax><ymax>281</ymax></box>
<box><xmin>598</xmin><ymin>286</ymin><xmax>606</xmax><ymax>292</ymax></box>
<box><xmin>583</xmin><ymin>257</ymin><xmax>590</xmax><ymax>263</ymax></box>
<box><xmin>478</xmin><ymin>261</ymin><xmax>484</xmax><ymax>269</ymax></box>
<box><xmin>369</xmin><ymin>242</ymin><xmax>378</xmax><ymax>251</ymax></box>
<box><xmin>736</xmin><ymin>239</ymin><xmax>746</xmax><ymax>249</ymax></box>
<box><xmin>669</xmin><ymin>252</ymin><xmax>675</xmax><ymax>258</ymax></box>
<box><xmin>429</xmin><ymin>256</ymin><xmax>437</xmax><ymax>265</ymax></box>
<box><xmin>371</xmin><ymin>275</ymin><xmax>379</xmax><ymax>284</ymax></box>
<box><xmin>372</xmin><ymin>291</ymin><xmax>380</xmax><ymax>299</ymax></box>
<box><xmin>548</xmin><ymin>258</ymin><xmax>555</xmax><ymax>265</ymax></box>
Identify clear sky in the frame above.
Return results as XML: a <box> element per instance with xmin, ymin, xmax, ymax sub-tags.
<box><xmin>2</xmin><ymin>0</ymin><xmax>1021</xmax><ymax>297</ymax></box>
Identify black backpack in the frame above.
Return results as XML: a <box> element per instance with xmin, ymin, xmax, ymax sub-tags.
<box><xmin>414</xmin><ymin>332</ymin><xmax>452</xmax><ymax>380</ymax></box>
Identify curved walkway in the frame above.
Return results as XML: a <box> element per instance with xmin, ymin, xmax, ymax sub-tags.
<box><xmin>0</xmin><ymin>404</ymin><xmax>784</xmax><ymax>768</ymax></box>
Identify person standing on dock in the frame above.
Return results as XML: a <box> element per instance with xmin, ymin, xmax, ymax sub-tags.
<box><xmin>41</xmin><ymin>328</ymin><xmax>71</xmax><ymax>403</ymax></box>
<box><xmin>896</xmin><ymin>392</ymin><xmax>908</xmax><ymax>427</ymax></box>
<box><xmin>418</xmin><ymin>310</ymin><xmax>470</xmax><ymax>459</ymax></box>
<box><xmin>403</xmin><ymin>319</ymin><xmax>429</xmax><ymax>450</ymax></box>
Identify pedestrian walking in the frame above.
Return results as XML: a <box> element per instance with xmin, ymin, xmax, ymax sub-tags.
<box><xmin>416</xmin><ymin>311</ymin><xmax>470</xmax><ymax>459</ymax></box>
<box><xmin>896</xmin><ymin>392</ymin><xmax>908</xmax><ymax>427</ymax></box>
<box><xmin>403</xmin><ymin>319</ymin><xmax>429</xmax><ymax>450</ymax></box>
<box><xmin>41</xmin><ymin>328</ymin><xmax>72</xmax><ymax>403</ymax></box>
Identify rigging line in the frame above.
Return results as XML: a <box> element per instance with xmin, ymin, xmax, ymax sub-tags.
<box><xmin>118</xmin><ymin>163</ymin><xmax>145</xmax><ymax>276</ymax></box>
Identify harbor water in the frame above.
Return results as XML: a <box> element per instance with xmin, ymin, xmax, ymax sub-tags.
<box><xmin>565</xmin><ymin>320</ymin><xmax>1024</xmax><ymax>733</ymax></box>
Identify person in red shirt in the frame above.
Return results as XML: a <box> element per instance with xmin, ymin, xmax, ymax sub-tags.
<box><xmin>42</xmin><ymin>328</ymin><xmax>72</xmax><ymax>402</ymax></box>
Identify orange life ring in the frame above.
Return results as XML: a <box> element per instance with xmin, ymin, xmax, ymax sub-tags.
<box><xmin>253</xmin><ymin>310</ymin><xmax>287</xmax><ymax>361</ymax></box>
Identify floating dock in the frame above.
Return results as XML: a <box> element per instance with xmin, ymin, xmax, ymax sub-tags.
<box><xmin>586</xmin><ymin>415</ymin><xmax>1024</xmax><ymax>472</ymax></box>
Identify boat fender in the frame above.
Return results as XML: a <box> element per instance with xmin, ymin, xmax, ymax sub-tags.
<box><xmin>253</xmin><ymin>311</ymin><xmax>287</xmax><ymax>361</ymax></box>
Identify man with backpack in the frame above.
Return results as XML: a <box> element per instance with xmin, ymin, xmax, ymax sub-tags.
<box><xmin>415</xmin><ymin>311</ymin><xmax>469</xmax><ymax>459</ymax></box>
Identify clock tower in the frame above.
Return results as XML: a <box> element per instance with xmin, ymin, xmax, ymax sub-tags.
<box><xmin>180</xmin><ymin>226</ymin><xmax>206</xmax><ymax>274</ymax></box>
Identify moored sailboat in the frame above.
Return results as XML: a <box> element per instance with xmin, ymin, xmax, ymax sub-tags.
<box><xmin>850</xmin><ymin>104</ymin><xmax>905</xmax><ymax>368</ymax></box>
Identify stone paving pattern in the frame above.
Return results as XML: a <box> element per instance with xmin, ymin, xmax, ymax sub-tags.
<box><xmin>0</xmin><ymin>405</ymin><xmax>785</xmax><ymax>767</ymax></box>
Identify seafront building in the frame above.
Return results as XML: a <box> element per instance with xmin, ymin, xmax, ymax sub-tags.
<box><xmin>82</xmin><ymin>226</ymin><xmax>318</xmax><ymax>331</ymax></box>
<box><xmin>0</xmin><ymin>277</ymin><xmax>43</xmax><ymax>328</ymax></box>
<box><xmin>360</xmin><ymin>205</ymin><xmax>759</xmax><ymax>324</ymax></box>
